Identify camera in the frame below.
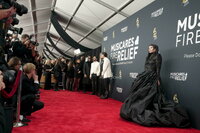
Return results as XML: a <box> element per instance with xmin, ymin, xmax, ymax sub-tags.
<box><xmin>2</xmin><ymin>70</ymin><xmax>16</xmax><ymax>86</ymax></box>
<box><xmin>11</xmin><ymin>17</ymin><xmax>19</xmax><ymax>26</ymax></box>
<box><xmin>29</xmin><ymin>35</ymin><xmax>39</xmax><ymax>46</ymax></box>
<box><xmin>0</xmin><ymin>0</ymin><xmax>28</xmax><ymax>48</ymax></box>
<box><xmin>30</xmin><ymin>41</ymin><xmax>39</xmax><ymax>46</ymax></box>
<box><xmin>9</xmin><ymin>25</ymin><xmax>23</xmax><ymax>34</ymax></box>
<box><xmin>0</xmin><ymin>0</ymin><xmax>28</xmax><ymax>16</ymax></box>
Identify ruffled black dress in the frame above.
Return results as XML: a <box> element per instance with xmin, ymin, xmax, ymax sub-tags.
<box><xmin>120</xmin><ymin>53</ymin><xmax>190</xmax><ymax>127</ymax></box>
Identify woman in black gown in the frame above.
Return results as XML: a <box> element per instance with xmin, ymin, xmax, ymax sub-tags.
<box><xmin>44</xmin><ymin>60</ymin><xmax>52</xmax><ymax>90</ymax></box>
<box><xmin>120</xmin><ymin>44</ymin><xmax>190</xmax><ymax>128</ymax></box>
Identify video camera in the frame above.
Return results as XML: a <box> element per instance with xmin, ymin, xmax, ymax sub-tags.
<box><xmin>0</xmin><ymin>0</ymin><xmax>28</xmax><ymax>42</ymax></box>
<box><xmin>29</xmin><ymin>34</ymin><xmax>39</xmax><ymax>46</ymax></box>
<box><xmin>9</xmin><ymin>25</ymin><xmax>23</xmax><ymax>34</ymax></box>
<box><xmin>2</xmin><ymin>69</ymin><xmax>16</xmax><ymax>86</ymax></box>
<box><xmin>11</xmin><ymin>17</ymin><xmax>19</xmax><ymax>26</ymax></box>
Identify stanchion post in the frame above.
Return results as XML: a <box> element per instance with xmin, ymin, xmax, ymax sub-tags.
<box><xmin>13</xmin><ymin>70</ymin><xmax>25</xmax><ymax>127</ymax></box>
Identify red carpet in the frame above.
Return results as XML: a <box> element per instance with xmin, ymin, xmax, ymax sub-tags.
<box><xmin>13</xmin><ymin>89</ymin><xmax>200</xmax><ymax>133</ymax></box>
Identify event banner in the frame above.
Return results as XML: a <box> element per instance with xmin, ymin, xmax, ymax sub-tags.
<box><xmin>102</xmin><ymin>0</ymin><xmax>200</xmax><ymax>129</ymax></box>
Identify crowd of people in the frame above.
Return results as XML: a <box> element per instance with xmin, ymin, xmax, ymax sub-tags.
<box><xmin>0</xmin><ymin>33</ymin><xmax>44</xmax><ymax>132</ymax></box>
<box><xmin>0</xmin><ymin>2</ymin><xmax>191</xmax><ymax>133</ymax></box>
<box><xmin>0</xmin><ymin>4</ymin><xmax>45</xmax><ymax>132</ymax></box>
<box><xmin>0</xmin><ymin>4</ymin><xmax>113</xmax><ymax>132</ymax></box>
<box><xmin>42</xmin><ymin>52</ymin><xmax>113</xmax><ymax>99</ymax></box>
<box><xmin>0</xmin><ymin>32</ymin><xmax>113</xmax><ymax>133</ymax></box>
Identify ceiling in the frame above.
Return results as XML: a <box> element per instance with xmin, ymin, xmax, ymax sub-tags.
<box><xmin>16</xmin><ymin>0</ymin><xmax>155</xmax><ymax>59</ymax></box>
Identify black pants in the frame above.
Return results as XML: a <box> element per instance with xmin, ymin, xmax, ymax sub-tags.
<box><xmin>102</xmin><ymin>78</ymin><xmax>110</xmax><ymax>97</ymax></box>
<box><xmin>21</xmin><ymin>94</ymin><xmax>44</xmax><ymax>115</ymax></box>
<box><xmin>0</xmin><ymin>103</ymin><xmax>5</xmax><ymax>133</ymax></box>
<box><xmin>32</xmin><ymin>100</ymin><xmax>44</xmax><ymax>114</ymax></box>
<box><xmin>21</xmin><ymin>94</ymin><xmax>35</xmax><ymax>116</ymax></box>
<box><xmin>91</xmin><ymin>74</ymin><xmax>99</xmax><ymax>94</ymax></box>
<box><xmin>66</xmin><ymin>77</ymin><xmax>74</xmax><ymax>91</ymax></box>
<box><xmin>99</xmin><ymin>78</ymin><xmax>103</xmax><ymax>95</ymax></box>
<box><xmin>54</xmin><ymin>79</ymin><xmax>59</xmax><ymax>90</ymax></box>
<box><xmin>44</xmin><ymin>72</ymin><xmax>51</xmax><ymax>90</ymax></box>
<box><xmin>62</xmin><ymin>72</ymin><xmax>66</xmax><ymax>90</ymax></box>
<box><xmin>82</xmin><ymin>76</ymin><xmax>91</xmax><ymax>92</ymax></box>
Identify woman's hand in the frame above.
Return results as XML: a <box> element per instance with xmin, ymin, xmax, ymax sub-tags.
<box><xmin>157</xmin><ymin>80</ymin><xmax>160</xmax><ymax>86</ymax></box>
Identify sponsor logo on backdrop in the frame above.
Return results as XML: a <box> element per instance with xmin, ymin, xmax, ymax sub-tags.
<box><xmin>173</xmin><ymin>94</ymin><xmax>179</xmax><ymax>103</ymax></box>
<box><xmin>103</xmin><ymin>47</ymin><xmax>106</xmax><ymax>52</ymax></box>
<box><xmin>112</xmin><ymin>31</ymin><xmax>115</xmax><ymax>38</ymax></box>
<box><xmin>116</xmin><ymin>87</ymin><xmax>123</xmax><ymax>93</ymax></box>
<box><xmin>170</xmin><ymin>72</ymin><xmax>188</xmax><ymax>81</ymax></box>
<box><xmin>110</xmin><ymin>36</ymin><xmax>139</xmax><ymax>65</ymax></box>
<box><xmin>121</xmin><ymin>26</ymin><xmax>128</xmax><ymax>33</ymax></box>
<box><xmin>136</xmin><ymin>17</ymin><xmax>140</xmax><ymax>28</ymax></box>
<box><xmin>103</xmin><ymin>36</ymin><xmax>108</xmax><ymax>41</ymax></box>
<box><xmin>113</xmin><ymin>70</ymin><xmax>122</xmax><ymax>79</ymax></box>
<box><xmin>181</xmin><ymin>0</ymin><xmax>189</xmax><ymax>7</ymax></box>
<box><xmin>151</xmin><ymin>7</ymin><xmax>164</xmax><ymax>18</ymax></box>
<box><xmin>129</xmin><ymin>72</ymin><xmax>138</xmax><ymax>79</ymax></box>
<box><xmin>176</xmin><ymin>13</ymin><xmax>200</xmax><ymax>48</ymax></box>
<box><xmin>153</xmin><ymin>27</ymin><xmax>158</xmax><ymax>40</ymax></box>
<box><xmin>184</xmin><ymin>52</ymin><xmax>200</xmax><ymax>59</ymax></box>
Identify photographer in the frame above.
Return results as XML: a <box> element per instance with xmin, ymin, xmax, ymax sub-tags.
<box><xmin>21</xmin><ymin>63</ymin><xmax>44</xmax><ymax>120</ymax></box>
<box><xmin>12</xmin><ymin>34</ymin><xmax>33</xmax><ymax>64</ymax></box>
<box><xmin>0</xmin><ymin>9</ymin><xmax>16</xmax><ymax>71</ymax></box>
<box><xmin>1</xmin><ymin>57</ymin><xmax>23</xmax><ymax>131</ymax></box>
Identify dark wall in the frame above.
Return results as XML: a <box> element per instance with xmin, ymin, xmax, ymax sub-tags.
<box><xmin>81</xmin><ymin>46</ymin><xmax>101</xmax><ymax>59</ymax></box>
<box><xmin>102</xmin><ymin>0</ymin><xmax>200</xmax><ymax>129</ymax></box>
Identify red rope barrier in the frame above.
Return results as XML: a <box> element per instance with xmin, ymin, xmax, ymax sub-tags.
<box><xmin>1</xmin><ymin>70</ymin><xmax>22</xmax><ymax>98</ymax></box>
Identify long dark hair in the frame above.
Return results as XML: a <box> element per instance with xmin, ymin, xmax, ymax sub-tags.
<box><xmin>68</xmin><ymin>61</ymin><xmax>74</xmax><ymax>70</ymax></box>
<box><xmin>146</xmin><ymin>44</ymin><xmax>159</xmax><ymax>60</ymax></box>
<box><xmin>149</xmin><ymin>44</ymin><xmax>159</xmax><ymax>53</ymax></box>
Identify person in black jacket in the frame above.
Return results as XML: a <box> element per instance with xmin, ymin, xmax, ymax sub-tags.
<box><xmin>44</xmin><ymin>60</ymin><xmax>52</xmax><ymax>90</ymax></box>
<box><xmin>21</xmin><ymin>63</ymin><xmax>44</xmax><ymax>119</ymax></box>
<box><xmin>73</xmin><ymin>59</ymin><xmax>82</xmax><ymax>91</ymax></box>
<box><xmin>35</xmin><ymin>56</ymin><xmax>43</xmax><ymax>82</ymax></box>
<box><xmin>12</xmin><ymin>34</ymin><xmax>32</xmax><ymax>64</ymax></box>
<box><xmin>79</xmin><ymin>56</ymin><xmax>85</xmax><ymax>91</ymax></box>
<box><xmin>82</xmin><ymin>56</ymin><xmax>92</xmax><ymax>93</ymax></box>
<box><xmin>66</xmin><ymin>61</ymin><xmax>74</xmax><ymax>91</ymax></box>
<box><xmin>53</xmin><ymin>59</ymin><xmax>62</xmax><ymax>91</ymax></box>
<box><xmin>61</xmin><ymin>58</ymin><xmax>68</xmax><ymax>90</ymax></box>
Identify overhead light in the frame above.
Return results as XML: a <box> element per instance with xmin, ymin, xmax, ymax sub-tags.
<box><xmin>74</xmin><ymin>49</ymin><xmax>81</xmax><ymax>55</ymax></box>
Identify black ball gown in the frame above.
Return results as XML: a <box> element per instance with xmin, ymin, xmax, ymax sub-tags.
<box><xmin>120</xmin><ymin>53</ymin><xmax>190</xmax><ymax>127</ymax></box>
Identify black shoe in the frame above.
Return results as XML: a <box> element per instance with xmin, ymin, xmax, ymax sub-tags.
<box><xmin>21</xmin><ymin>117</ymin><xmax>31</xmax><ymax>123</ymax></box>
<box><xmin>90</xmin><ymin>92</ymin><xmax>95</xmax><ymax>95</ymax></box>
<box><xmin>100</xmin><ymin>95</ymin><xmax>108</xmax><ymax>99</ymax></box>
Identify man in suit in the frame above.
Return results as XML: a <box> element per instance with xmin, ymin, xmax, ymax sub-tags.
<box><xmin>90</xmin><ymin>56</ymin><xmax>100</xmax><ymax>95</ymax></box>
<box><xmin>83</xmin><ymin>56</ymin><xmax>92</xmax><ymax>93</ymax></box>
<box><xmin>21</xmin><ymin>63</ymin><xmax>44</xmax><ymax>121</ymax></box>
<box><xmin>100</xmin><ymin>52</ymin><xmax>113</xmax><ymax>99</ymax></box>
